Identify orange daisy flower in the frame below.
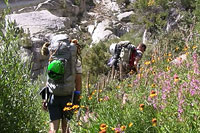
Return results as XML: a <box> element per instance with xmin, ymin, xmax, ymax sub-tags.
<box><xmin>100</xmin><ymin>123</ymin><xmax>108</xmax><ymax>131</ymax></box>
<box><xmin>139</xmin><ymin>104</ymin><xmax>145</xmax><ymax>111</ymax></box>
<box><xmin>152</xmin><ymin>118</ymin><xmax>157</xmax><ymax>126</ymax></box>
<box><xmin>120</xmin><ymin>125</ymin><xmax>126</xmax><ymax>131</ymax></box>
<box><xmin>150</xmin><ymin>90</ymin><xmax>157</xmax><ymax>98</ymax></box>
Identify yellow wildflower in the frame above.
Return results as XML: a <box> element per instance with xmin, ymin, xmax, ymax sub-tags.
<box><xmin>63</xmin><ymin>107</ymin><xmax>71</xmax><ymax>111</ymax></box>
<box><xmin>139</xmin><ymin>104</ymin><xmax>144</xmax><ymax>111</ymax></box>
<box><xmin>192</xmin><ymin>45</ymin><xmax>197</xmax><ymax>50</ymax></box>
<box><xmin>175</xmin><ymin>46</ymin><xmax>179</xmax><ymax>51</ymax></box>
<box><xmin>183</xmin><ymin>46</ymin><xmax>188</xmax><ymax>51</ymax></box>
<box><xmin>144</xmin><ymin>61</ymin><xmax>151</xmax><ymax>65</ymax></box>
<box><xmin>88</xmin><ymin>96</ymin><xmax>92</xmax><ymax>100</ymax></box>
<box><xmin>174</xmin><ymin>74</ymin><xmax>179</xmax><ymax>82</ymax></box>
<box><xmin>148</xmin><ymin>0</ymin><xmax>155</xmax><ymax>6</ymax></box>
<box><xmin>80</xmin><ymin>105</ymin><xmax>85</xmax><ymax>108</ymax></box>
<box><xmin>99</xmin><ymin>98</ymin><xmax>103</xmax><ymax>102</ymax></box>
<box><xmin>152</xmin><ymin>71</ymin><xmax>156</xmax><ymax>75</ymax></box>
<box><xmin>78</xmin><ymin>121</ymin><xmax>82</xmax><ymax>126</ymax></box>
<box><xmin>128</xmin><ymin>84</ymin><xmax>132</xmax><ymax>87</ymax></box>
<box><xmin>151</xmin><ymin>59</ymin><xmax>155</xmax><ymax>63</ymax></box>
<box><xmin>151</xmin><ymin>83</ymin><xmax>156</xmax><ymax>88</ymax></box>
<box><xmin>72</xmin><ymin>105</ymin><xmax>79</xmax><ymax>109</ymax></box>
<box><xmin>99</xmin><ymin>89</ymin><xmax>103</xmax><ymax>92</ymax></box>
<box><xmin>116</xmin><ymin>85</ymin><xmax>120</xmax><ymax>89</ymax></box>
<box><xmin>120</xmin><ymin>125</ymin><xmax>126</xmax><ymax>131</ymax></box>
<box><xmin>166</xmin><ymin>66</ymin><xmax>171</xmax><ymax>71</ymax></box>
<box><xmin>129</xmin><ymin>70</ymin><xmax>134</xmax><ymax>75</ymax></box>
<box><xmin>129</xmin><ymin>122</ymin><xmax>133</xmax><ymax>127</ymax></box>
<box><xmin>150</xmin><ymin>90</ymin><xmax>157</xmax><ymax>98</ymax></box>
<box><xmin>168</xmin><ymin>53</ymin><xmax>172</xmax><ymax>57</ymax></box>
<box><xmin>92</xmin><ymin>91</ymin><xmax>95</xmax><ymax>95</ymax></box>
<box><xmin>66</xmin><ymin>102</ymin><xmax>73</xmax><ymax>106</ymax></box>
<box><xmin>167</xmin><ymin>58</ymin><xmax>172</xmax><ymax>62</ymax></box>
<box><xmin>99</xmin><ymin>123</ymin><xmax>108</xmax><ymax>131</ymax></box>
<box><xmin>152</xmin><ymin>118</ymin><xmax>157</xmax><ymax>126</ymax></box>
<box><xmin>86</xmin><ymin>84</ymin><xmax>91</xmax><ymax>88</ymax></box>
<box><xmin>74</xmin><ymin>110</ymin><xmax>78</xmax><ymax>114</ymax></box>
<box><xmin>137</xmin><ymin>73</ymin><xmax>143</xmax><ymax>78</ymax></box>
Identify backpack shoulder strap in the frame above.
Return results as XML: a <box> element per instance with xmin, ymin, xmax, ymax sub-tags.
<box><xmin>49</xmin><ymin>42</ymin><xmax>62</xmax><ymax>62</ymax></box>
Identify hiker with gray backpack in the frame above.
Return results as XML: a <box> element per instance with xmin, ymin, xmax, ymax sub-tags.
<box><xmin>108</xmin><ymin>41</ymin><xmax>146</xmax><ymax>79</ymax></box>
<box><xmin>40</xmin><ymin>34</ymin><xmax>82</xmax><ymax>133</ymax></box>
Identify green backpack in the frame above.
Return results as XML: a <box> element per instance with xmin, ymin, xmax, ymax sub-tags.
<box><xmin>47</xmin><ymin>34</ymin><xmax>77</xmax><ymax>96</ymax></box>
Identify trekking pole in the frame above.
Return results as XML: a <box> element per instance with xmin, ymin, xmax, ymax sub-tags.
<box><xmin>86</xmin><ymin>71</ymin><xmax>90</xmax><ymax>97</ymax></box>
<box><xmin>97</xmin><ymin>82</ymin><xmax>100</xmax><ymax>103</ymax></box>
<box><xmin>107</xmin><ymin>70</ymin><xmax>111</xmax><ymax>83</ymax></box>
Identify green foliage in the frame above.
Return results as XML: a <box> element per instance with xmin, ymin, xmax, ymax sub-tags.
<box><xmin>193</xmin><ymin>0</ymin><xmax>200</xmax><ymax>33</ymax></box>
<box><xmin>0</xmin><ymin>6</ymin><xmax>48</xmax><ymax>133</ymax></box>
<box><xmin>131</xmin><ymin>0</ymin><xmax>170</xmax><ymax>38</ymax></box>
<box><xmin>82</xmin><ymin>42</ymin><xmax>110</xmax><ymax>83</ymax></box>
<box><xmin>116</xmin><ymin>0</ymin><xmax>129</xmax><ymax>5</ymax></box>
<box><xmin>74</xmin><ymin>0</ymin><xmax>81</xmax><ymax>6</ymax></box>
<box><xmin>181</xmin><ymin>0</ymin><xmax>196</xmax><ymax>10</ymax></box>
<box><xmin>133</xmin><ymin>0</ymin><xmax>149</xmax><ymax>10</ymax></box>
<box><xmin>131</xmin><ymin>0</ymin><xmax>200</xmax><ymax>40</ymax></box>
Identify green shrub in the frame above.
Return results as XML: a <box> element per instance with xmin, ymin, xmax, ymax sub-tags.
<box><xmin>82</xmin><ymin>42</ymin><xmax>110</xmax><ymax>83</ymax></box>
<box><xmin>0</xmin><ymin>5</ymin><xmax>48</xmax><ymax>133</ymax></box>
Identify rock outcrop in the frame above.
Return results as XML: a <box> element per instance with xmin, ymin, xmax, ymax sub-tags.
<box><xmin>3</xmin><ymin>0</ymin><xmax>136</xmax><ymax>78</ymax></box>
<box><xmin>6</xmin><ymin>10</ymin><xmax>71</xmax><ymax>36</ymax></box>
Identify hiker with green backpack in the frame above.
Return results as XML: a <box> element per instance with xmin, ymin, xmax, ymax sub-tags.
<box><xmin>40</xmin><ymin>34</ymin><xmax>82</xmax><ymax>133</ymax></box>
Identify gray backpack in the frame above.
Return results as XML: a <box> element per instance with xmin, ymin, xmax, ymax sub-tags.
<box><xmin>119</xmin><ymin>41</ymin><xmax>135</xmax><ymax>65</ymax></box>
<box><xmin>47</xmin><ymin>34</ymin><xmax>77</xmax><ymax>96</ymax></box>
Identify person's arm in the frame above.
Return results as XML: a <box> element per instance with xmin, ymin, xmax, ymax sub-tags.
<box><xmin>133</xmin><ymin>51</ymin><xmax>143</xmax><ymax>72</ymax></box>
<box><xmin>75</xmin><ymin>73</ymin><xmax>82</xmax><ymax>92</ymax></box>
<box><xmin>73</xmin><ymin>60</ymin><xmax>82</xmax><ymax>105</ymax></box>
<box><xmin>39</xmin><ymin>87</ymin><xmax>48</xmax><ymax>111</ymax></box>
<box><xmin>134</xmin><ymin>57</ymin><xmax>140</xmax><ymax>71</ymax></box>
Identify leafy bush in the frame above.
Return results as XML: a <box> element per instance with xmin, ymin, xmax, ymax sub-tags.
<box><xmin>0</xmin><ymin>4</ymin><xmax>48</xmax><ymax>133</ymax></box>
<box><xmin>82</xmin><ymin>42</ymin><xmax>110</xmax><ymax>83</ymax></box>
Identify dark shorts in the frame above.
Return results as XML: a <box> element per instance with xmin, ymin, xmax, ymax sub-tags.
<box><xmin>48</xmin><ymin>95</ymin><xmax>73</xmax><ymax>121</ymax></box>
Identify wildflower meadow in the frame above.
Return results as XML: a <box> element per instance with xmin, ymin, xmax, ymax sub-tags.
<box><xmin>69</xmin><ymin>40</ymin><xmax>200</xmax><ymax>132</ymax></box>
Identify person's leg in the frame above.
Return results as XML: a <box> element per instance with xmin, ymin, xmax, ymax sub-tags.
<box><xmin>49</xmin><ymin>120</ymin><xmax>60</xmax><ymax>133</ymax></box>
<box><xmin>61</xmin><ymin>119</ymin><xmax>70</xmax><ymax>133</ymax></box>
<box><xmin>60</xmin><ymin>95</ymin><xmax>73</xmax><ymax>133</ymax></box>
<box><xmin>48</xmin><ymin>95</ymin><xmax>62</xmax><ymax>133</ymax></box>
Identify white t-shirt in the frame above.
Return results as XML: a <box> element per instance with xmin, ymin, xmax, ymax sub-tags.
<box><xmin>136</xmin><ymin>49</ymin><xmax>143</xmax><ymax>59</ymax></box>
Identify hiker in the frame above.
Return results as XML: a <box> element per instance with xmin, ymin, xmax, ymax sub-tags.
<box><xmin>108</xmin><ymin>41</ymin><xmax>146</xmax><ymax>79</ymax></box>
<box><xmin>129</xmin><ymin>43</ymin><xmax>146</xmax><ymax>72</ymax></box>
<box><xmin>40</xmin><ymin>34</ymin><xmax>82</xmax><ymax>133</ymax></box>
